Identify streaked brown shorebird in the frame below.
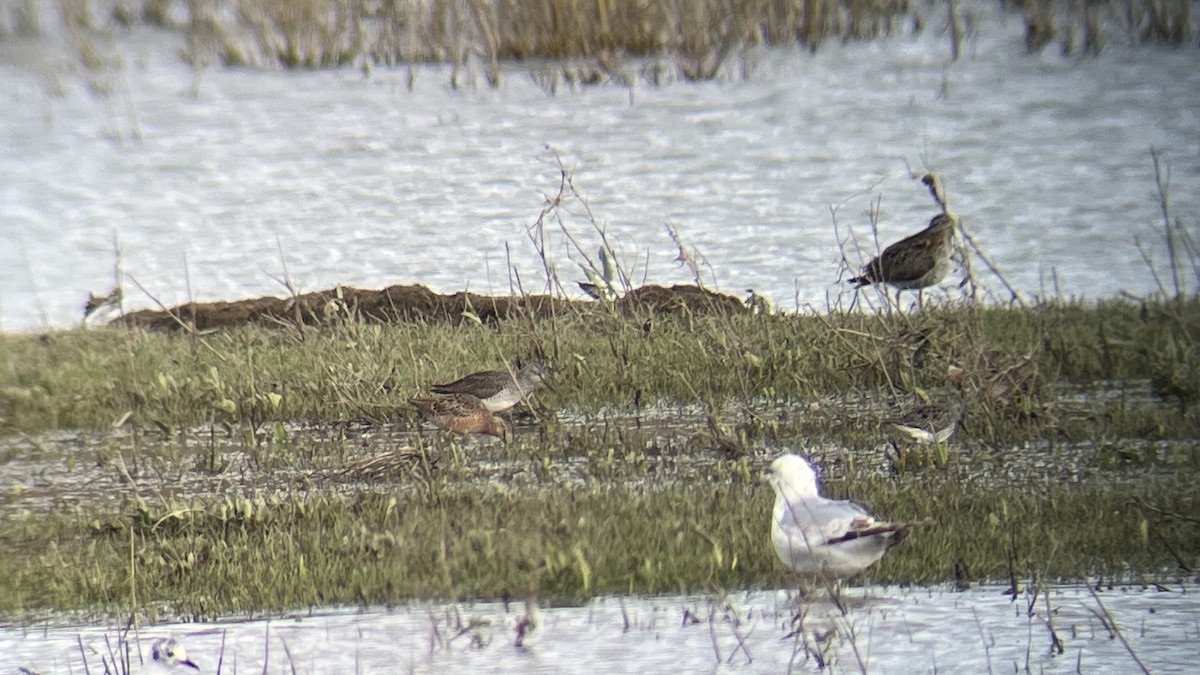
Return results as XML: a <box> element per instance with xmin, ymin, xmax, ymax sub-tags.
<box><xmin>408</xmin><ymin>393</ymin><xmax>509</xmax><ymax>441</ymax></box>
<box><xmin>888</xmin><ymin>398</ymin><xmax>965</xmax><ymax>445</ymax></box>
<box><xmin>850</xmin><ymin>213</ymin><xmax>957</xmax><ymax>306</ymax></box>
<box><xmin>429</xmin><ymin>360</ymin><xmax>549</xmax><ymax>413</ymax></box>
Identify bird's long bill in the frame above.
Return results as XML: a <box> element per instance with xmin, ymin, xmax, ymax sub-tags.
<box><xmin>181</xmin><ymin>657</ymin><xmax>200</xmax><ymax>669</ymax></box>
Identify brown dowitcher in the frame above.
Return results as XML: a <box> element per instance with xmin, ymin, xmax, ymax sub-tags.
<box><xmin>408</xmin><ymin>393</ymin><xmax>509</xmax><ymax>441</ymax></box>
<box><xmin>768</xmin><ymin>454</ymin><xmax>912</xmax><ymax>579</ymax></box>
<box><xmin>428</xmin><ymin>360</ymin><xmax>549</xmax><ymax>413</ymax></box>
<box><xmin>850</xmin><ymin>213</ymin><xmax>957</xmax><ymax>306</ymax></box>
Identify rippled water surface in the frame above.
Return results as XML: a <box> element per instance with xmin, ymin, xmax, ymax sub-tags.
<box><xmin>2</xmin><ymin>3</ymin><xmax>1199</xmax><ymax>331</ymax></box>
<box><xmin>4</xmin><ymin>584</ymin><xmax>1197</xmax><ymax>673</ymax></box>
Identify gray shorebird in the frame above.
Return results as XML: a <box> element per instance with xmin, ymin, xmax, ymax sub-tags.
<box><xmin>850</xmin><ymin>213</ymin><xmax>957</xmax><ymax>306</ymax></box>
<box><xmin>428</xmin><ymin>360</ymin><xmax>549</xmax><ymax>413</ymax></box>
<box><xmin>150</xmin><ymin>638</ymin><xmax>199</xmax><ymax>670</ymax></box>
<box><xmin>768</xmin><ymin>454</ymin><xmax>912</xmax><ymax>579</ymax></box>
<box><xmin>889</xmin><ymin>398</ymin><xmax>965</xmax><ymax>445</ymax></box>
<box><xmin>408</xmin><ymin>393</ymin><xmax>509</xmax><ymax>441</ymax></box>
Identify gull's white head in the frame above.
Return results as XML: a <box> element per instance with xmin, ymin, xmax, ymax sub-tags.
<box><xmin>768</xmin><ymin>453</ymin><xmax>819</xmax><ymax>500</ymax></box>
<box><xmin>151</xmin><ymin>638</ymin><xmax>198</xmax><ymax>670</ymax></box>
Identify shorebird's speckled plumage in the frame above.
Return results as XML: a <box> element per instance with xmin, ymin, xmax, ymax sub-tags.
<box><xmin>850</xmin><ymin>213</ymin><xmax>957</xmax><ymax>295</ymax></box>
<box><xmin>151</xmin><ymin>638</ymin><xmax>199</xmax><ymax>670</ymax></box>
<box><xmin>768</xmin><ymin>454</ymin><xmax>911</xmax><ymax>579</ymax></box>
<box><xmin>409</xmin><ymin>393</ymin><xmax>509</xmax><ymax>440</ymax></box>
<box><xmin>890</xmin><ymin>398</ymin><xmax>965</xmax><ymax>445</ymax></box>
<box><xmin>429</xmin><ymin>360</ymin><xmax>549</xmax><ymax>413</ymax></box>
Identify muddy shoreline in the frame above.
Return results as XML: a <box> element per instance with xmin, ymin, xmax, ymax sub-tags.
<box><xmin>113</xmin><ymin>283</ymin><xmax>750</xmax><ymax>331</ymax></box>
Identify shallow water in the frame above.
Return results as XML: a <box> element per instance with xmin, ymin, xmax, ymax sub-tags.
<box><xmin>2</xmin><ymin>382</ymin><xmax>1191</xmax><ymax>517</ymax></box>
<box><xmin>3</xmin><ymin>583</ymin><xmax>1197</xmax><ymax>673</ymax></box>
<box><xmin>2</xmin><ymin>3</ymin><xmax>1199</xmax><ymax>332</ymax></box>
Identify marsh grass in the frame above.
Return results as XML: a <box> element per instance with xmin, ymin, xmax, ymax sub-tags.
<box><xmin>32</xmin><ymin>0</ymin><xmax>1200</xmax><ymax>93</ymax></box>
<box><xmin>0</xmin><ymin>454</ymin><xmax>1195</xmax><ymax>618</ymax></box>
<box><xmin>2</xmin><ymin>290</ymin><xmax>1199</xmax><ymax>617</ymax></box>
<box><xmin>1023</xmin><ymin>0</ymin><xmax>1194</xmax><ymax>55</ymax></box>
<box><xmin>1</xmin><ymin>296</ymin><xmax>1198</xmax><ymax>444</ymax></box>
<box><xmin>1</xmin><ymin>151</ymin><xmax>1197</xmax><ymax>634</ymax></box>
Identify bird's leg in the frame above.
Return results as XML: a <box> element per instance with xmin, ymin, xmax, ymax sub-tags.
<box><xmin>826</xmin><ymin>580</ymin><xmax>848</xmax><ymax>616</ymax></box>
<box><xmin>933</xmin><ymin>439</ymin><xmax>950</xmax><ymax>467</ymax></box>
<box><xmin>887</xmin><ymin>439</ymin><xmax>907</xmax><ymax>474</ymax></box>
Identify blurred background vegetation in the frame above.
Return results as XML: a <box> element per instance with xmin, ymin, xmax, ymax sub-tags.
<box><xmin>1</xmin><ymin>0</ymin><xmax>1194</xmax><ymax>88</ymax></box>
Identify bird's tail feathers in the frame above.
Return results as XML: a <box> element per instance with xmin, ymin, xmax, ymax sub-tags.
<box><xmin>827</xmin><ymin>519</ymin><xmax>933</xmax><ymax>546</ymax></box>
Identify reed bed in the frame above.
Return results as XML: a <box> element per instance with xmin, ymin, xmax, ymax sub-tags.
<box><xmin>19</xmin><ymin>0</ymin><xmax>1199</xmax><ymax>90</ymax></box>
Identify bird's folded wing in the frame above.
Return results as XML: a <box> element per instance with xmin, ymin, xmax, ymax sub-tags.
<box><xmin>895</xmin><ymin>406</ymin><xmax>937</xmax><ymax>430</ymax></box>
<box><xmin>431</xmin><ymin>372</ymin><xmax>505</xmax><ymax>397</ymax></box>
<box><xmin>825</xmin><ymin>518</ymin><xmax>905</xmax><ymax>545</ymax></box>
<box><xmin>781</xmin><ymin>499</ymin><xmax>874</xmax><ymax>546</ymax></box>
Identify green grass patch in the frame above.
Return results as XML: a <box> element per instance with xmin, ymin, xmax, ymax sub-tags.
<box><xmin>1</xmin><ymin>297</ymin><xmax>1197</xmax><ymax>444</ymax></box>
<box><xmin>2</xmin><ymin>296</ymin><xmax>1198</xmax><ymax>619</ymax></box>
<box><xmin>0</xmin><ymin>470</ymin><xmax>1195</xmax><ymax>620</ymax></box>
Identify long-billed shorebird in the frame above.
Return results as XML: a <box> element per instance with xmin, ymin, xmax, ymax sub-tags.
<box><xmin>768</xmin><ymin>454</ymin><xmax>913</xmax><ymax>580</ymax></box>
<box><xmin>428</xmin><ymin>360</ymin><xmax>549</xmax><ymax>413</ymax></box>
<box><xmin>849</xmin><ymin>212</ymin><xmax>957</xmax><ymax>307</ymax></box>
<box><xmin>409</xmin><ymin>393</ymin><xmax>509</xmax><ymax>441</ymax></box>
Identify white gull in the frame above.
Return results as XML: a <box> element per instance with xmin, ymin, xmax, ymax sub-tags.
<box><xmin>768</xmin><ymin>454</ymin><xmax>913</xmax><ymax>579</ymax></box>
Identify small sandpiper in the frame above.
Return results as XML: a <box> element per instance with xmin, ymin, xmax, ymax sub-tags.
<box><xmin>150</xmin><ymin>637</ymin><xmax>199</xmax><ymax>671</ymax></box>
<box><xmin>409</xmin><ymin>393</ymin><xmax>509</xmax><ymax>441</ymax></box>
<box><xmin>889</xmin><ymin>398</ymin><xmax>965</xmax><ymax>445</ymax></box>
<box><xmin>849</xmin><ymin>213</ymin><xmax>957</xmax><ymax>306</ymax></box>
<box><xmin>428</xmin><ymin>360</ymin><xmax>549</xmax><ymax>413</ymax></box>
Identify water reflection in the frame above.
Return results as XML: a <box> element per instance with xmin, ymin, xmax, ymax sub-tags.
<box><xmin>4</xmin><ymin>584</ymin><xmax>1195</xmax><ymax>673</ymax></box>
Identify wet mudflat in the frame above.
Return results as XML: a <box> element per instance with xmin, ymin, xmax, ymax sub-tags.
<box><xmin>2</xmin><ymin>381</ymin><xmax>1192</xmax><ymax>517</ymax></box>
